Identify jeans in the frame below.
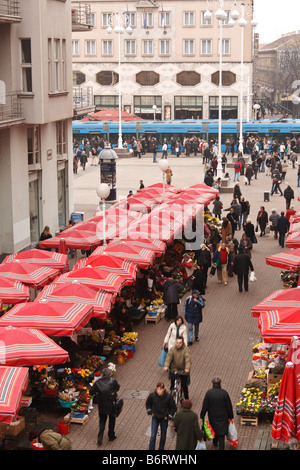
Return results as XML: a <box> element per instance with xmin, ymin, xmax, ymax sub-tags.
<box><xmin>234</xmin><ymin>172</ymin><xmax>240</xmax><ymax>182</ymax></box>
<box><xmin>149</xmin><ymin>417</ymin><xmax>168</xmax><ymax>450</ymax></box>
<box><xmin>187</xmin><ymin>322</ymin><xmax>199</xmax><ymax>342</ymax></box>
<box><xmin>153</xmin><ymin>152</ymin><xmax>157</xmax><ymax>162</ymax></box>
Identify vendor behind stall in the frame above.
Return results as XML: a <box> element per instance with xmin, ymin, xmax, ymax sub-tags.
<box><xmin>116</xmin><ymin>303</ymin><xmax>133</xmax><ymax>335</ymax></box>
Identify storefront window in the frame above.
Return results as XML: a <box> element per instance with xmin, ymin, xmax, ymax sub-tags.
<box><xmin>174</xmin><ymin>96</ymin><xmax>203</xmax><ymax>119</ymax></box>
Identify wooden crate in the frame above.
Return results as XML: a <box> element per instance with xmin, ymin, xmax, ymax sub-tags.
<box><xmin>70</xmin><ymin>414</ymin><xmax>89</xmax><ymax>425</ymax></box>
<box><xmin>145</xmin><ymin>313</ymin><xmax>161</xmax><ymax>324</ymax></box>
<box><xmin>267</xmin><ymin>372</ymin><xmax>282</xmax><ymax>388</ymax></box>
<box><xmin>240</xmin><ymin>415</ymin><xmax>259</xmax><ymax>426</ymax></box>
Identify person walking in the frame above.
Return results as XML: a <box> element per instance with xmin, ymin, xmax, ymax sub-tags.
<box><xmin>195</xmin><ymin>243</ymin><xmax>212</xmax><ymax>289</ymax></box>
<box><xmin>270</xmin><ymin>167</ymin><xmax>283</xmax><ymax>196</ymax></box>
<box><xmin>163</xmin><ymin>316</ymin><xmax>188</xmax><ymax>351</ymax></box>
<box><xmin>238</xmin><ymin>233</ymin><xmax>253</xmax><ymax>259</ymax></box>
<box><xmin>245</xmin><ymin>164</ymin><xmax>254</xmax><ymax>185</ymax></box>
<box><xmin>269</xmin><ymin>208</ymin><xmax>280</xmax><ymax>239</ymax></box>
<box><xmin>162</xmin><ymin>273</ymin><xmax>184</xmax><ymax>321</ymax></box>
<box><xmin>233</xmin><ymin>247</ymin><xmax>254</xmax><ymax>292</ymax></box>
<box><xmin>256</xmin><ymin>206</ymin><xmax>268</xmax><ymax>237</ymax></box>
<box><xmin>283</xmin><ymin>184</ymin><xmax>294</xmax><ymax>211</ymax></box>
<box><xmin>233</xmin><ymin>183</ymin><xmax>242</xmax><ymax>203</ymax></box>
<box><xmin>179</xmin><ymin>253</ymin><xmax>194</xmax><ymax>291</ymax></box>
<box><xmin>151</xmin><ymin>138</ymin><xmax>158</xmax><ymax>163</ymax></box>
<box><xmin>184</xmin><ymin>290</ymin><xmax>205</xmax><ymax>346</ymax></box>
<box><xmin>166</xmin><ymin>166</ymin><xmax>173</xmax><ymax>185</ymax></box>
<box><xmin>200</xmin><ymin>377</ymin><xmax>234</xmax><ymax>451</ymax></box>
<box><xmin>173</xmin><ymin>400</ymin><xmax>203</xmax><ymax>451</ymax></box>
<box><xmin>163</xmin><ymin>337</ymin><xmax>191</xmax><ymax>400</ymax></box>
<box><xmin>233</xmin><ymin>159</ymin><xmax>242</xmax><ymax>182</ymax></box>
<box><xmin>226</xmin><ymin>207</ymin><xmax>238</xmax><ymax>237</ymax></box>
<box><xmin>277</xmin><ymin>211</ymin><xmax>290</xmax><ymax>248</ymax></box>
<box><xmin>212</xmin><ymin>242</ymin><xmax>234</xmax><ymax>286</ymax></box>
<box><xmin>146</xmin><ymin>382</ymin><xmax>176</xmax><ymax>450</ymax></box>
<box><xmin>90</xmin><ymin>368</ymin><xmax>120</xmax><ymax>446</ymax></box>
<box><xmin>212</xmin><ymin>196</ymin><xmax>223</xmax><ymax>220</ymax></box>
<box><xmin>80</xmin><ymin>150</ymin><xmax>87</xmax><ymax>170</ymax></box>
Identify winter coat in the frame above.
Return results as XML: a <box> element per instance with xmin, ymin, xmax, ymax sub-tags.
<box><xmin>233</xmin><ymin>252</ymin><xmax>254</xmax><ymax>275</ymax></box>
<box><xmin>192</xmin><ymin>268</ymin><xmax>205</xmax><ymax>294</ymax></box>
<box><xmin>39</xmin><ymin>429</ymin><xmax>72</xmax><ymax>450</ymax></box>
<box><xmin>196</xmin><ymin>248</ymin><xmax>212</xmax><ymax>268</ymax></box>
<box><xmin>245</xmin><ymin>166</ymin><xmax>254</xmax><ymax>180</ymax></box>
<box><xmin>283</xmin><ymin>186</ymin><xmax>294</xmax><ymax>201</ymax></box>
<box><xmin>163</xmin><ymin>278</ymin><xmax>184</xmax><ymax>305</ymax></box>
<box><xmin>164</xmin><ymin>322</ymin><xmax>188</xmax><ymax>350</ymax></box>
<box><xmin>213</xmin><ymin>199</ymin><xmax>222</xmax><ymax>216</ymax></box>
<box><xmin>213</xmin><ymin>246</ymin><xmax>233</xmax><ymax>270</ymax></box>
<box><xmin>277</xmin><ymin>215</ymin><xmax>290</xmax><ymax>234</ymax></box>
<box><xmin>90</xmin><ymin>376</ymin><xmax>120</xmax><ymax>415</ymax></box>
<box><xmin>184</xmin><ymin>295</ymin><xmax>204</xmax><ymax>324</ymax></box>
<box><xmin>238</xmin><ymin>237</ymin><xmax>252</xmax><ymax>258</ymax></box>
<box><xmin>173</xmin><ymin>409</ymin><xmax>203</xmax><ymax>450</ymax></box>
<box><xmin>257</xmin><ymin>210</ymin><xmax>268</xmax><ymax>230</ymax></box>
<box><xmin>221</xmin><ymin>220</ymin><xmax>232</xmax><ymax>242</ymax></box>
<box><xmin>233</xmin><ymin>185</ymin><xmax>242</xmax><ymax>201</ymax></box>
<box><xmin>200</xmin><ymin>384</ymin><xmax>234</xmax><ymax>436</ymax></box>
<box><xmin>269</xmin><ymin>211</ymin><xmax>280</xmax><ymax>228</ymax></box>
<box><xmin>146</xmin><ymin>391</ymin><xmax>176</xmax><ymax>420</ymax></box>
<box><xmin>164</xmin><ymin>343</ymin><xmax>191</xmax><ymax>373</ymax></box>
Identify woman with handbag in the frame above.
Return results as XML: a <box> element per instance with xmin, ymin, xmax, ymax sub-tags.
<box><xmin>163</xmin><ymin>316</ymin><xmax>188</xmax><ymax>351</ymax></box>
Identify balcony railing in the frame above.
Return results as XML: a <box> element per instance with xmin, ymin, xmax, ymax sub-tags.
<box><xmin>0</xmin><ymin>91</ymin><xmax>24</xmax><ymax>126</ymax></box>
<box><xmin>72</xmin><ymin>2</ymin><xmax>93</xmax><ymax>31</ymax></box>
<box><xmin>73</xmin><ymin>86</ymin><xmax>95</xmax><ymax>115</ymax></box>
<box><xmin>0</xmin><ymin>0</ymin><xmax>21</xmax><ymax>22</ymax></box>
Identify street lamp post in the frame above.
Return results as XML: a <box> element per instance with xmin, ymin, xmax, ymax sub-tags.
<box><xmin>107</xmin><ymin>13</ymin><xmax>132</xmax><ymax>149</ymax></box>
<box><xmin>96</xmin><ymin>183</ymin><xmax>110</xmax><ymax>246</ymax></box>
<box><xmin>158</xmin><ymin>158</ymin><xmax>169</xmax><ymax>202</ymax></box>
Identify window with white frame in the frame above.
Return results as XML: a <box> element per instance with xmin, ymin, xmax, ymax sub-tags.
<box><xmin>221</xmin><ymin>39</ymin><xmax>230</xmax><ymax>54</ymax></box>
<box><xmin>142</xmin><ymin>40</ymin><xmax>153</xmax><ymax>55</ymax></box>
<box><xmin>86</xmin><ymin>12</ymin><xmax>96</xmax><ymax>26</ymax></box>
<box><xmin>56</xmin><ymin>120</ymin><xmax>67</xmax><ymax>156</ymax></box>
<box><xmin>142</xmin><ymin>12</ymin><xmax>153</xmax><ymax>28</ymax></box>
<box><xmin>27</xmin><ymin>126</ymin><xmax>40</xmax><ymax>166</ymax></box>
<box><xmin>201</xmin><ymin>11</ymin><xmax>212</xmax><ymax>25</ymax></box>
<box><xmin>126</xmin><ymin>11</ymin><xmax>136</xmax><ymax>27</ymax></box>
<box><xmin>102</xmin><ymin>40</ymin><xmax>113</xmax><ymax>56</ymax></box>
<box><xmin>102</xmin><ymin>12</ymin><xmax>112</xmax><ymax>27</ymax></box>
<box><xmin>125</xmin><ymin>40</ymin><xmax>136</xmax><ymax>55</ymax></box>
<box><xmin>201</xmin><ymin>39</ymin><xmax>212</xmax><ymax>55</ymax></box>
<box><xmin>21</xmin><ymin>38</ymin><xmax>32</xmax><ymax>93</ymax></box>
<box><xmin>183</xmin><ymin>39</ymin><xmax>195</xmax><ymax>55</ymax></box>
<box><xmin>85</xmin><ymin>40</ymin><xmax>96</xmax><ymax>56</ymax></box>
<box><xmin>160</xmin><ymin>11</ymin><xmax>170</xmax><ymax>27</ymax></box>
<box><xmin>72</xmin><ymin>40</ymin><xmax>79</xmax><ymax>56</ymax></box>
<box><xmin>48</xmin><ymin>38</ymin><xmax>67</xmax><ymax>93</ymax></box>
<box><xmin>160</xmin><ymin>39</ymin><xmax>170</xmax><ymax>55</ymax></box>
<box><xmin>184</xmin><ymin>12</ymin><xmax>195</xmax><ymax>26</ymax></box>
<box><xmin>222</xmin><ymin>11</ymin><xmax>230</xmax><ymax>25</ymax></box>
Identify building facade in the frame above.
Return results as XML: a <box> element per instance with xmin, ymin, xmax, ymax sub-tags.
<box><xmin>0</xmin><ymin>0</ymin><xmax>74</xmax><ymax>256</ymax></box>
<box><xmin>72</xmin><ymin>0</ymin><xmax>256</xmax><ymax>122</ymax></box>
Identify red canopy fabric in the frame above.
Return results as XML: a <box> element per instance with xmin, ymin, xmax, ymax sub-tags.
<box><xmin>94</xmin><ymin>242</ymin><xmax>156</xmax><ymax>268</ymax></box>
<box><xmin>0</xmin><ymin>326</ymin><xmax>69</xmax><ymax>366</ymax></box>
<box><xmin>266</xmin><ymin>249</ymin><xmax>300</xmax><ymax>272</ymax></box>
<box><xmin>0</xmin><ymin>262</ymin><xmax>60</xmax><ymax>289</ymax></box>
<box><xmin>81</xmin><ymin>110</ymin><xmax>143</xmax><ymax>121</ymax></box>
<box><xmin>39</xmin><ymin>229</ymin><xmax>102</xmax><ymax>251</ymax></box>
<box><xmin>251</xmin><ymin>288</ymin><xmax>300</xmax><ymax>317</ymax></box>
<box><xmin>107</xmin><ymin>238</ymin><xmax>166</xmax><ymax>256</ymax></box>
<box><xmin>186</xmin><ymin>184</ymin><xmax>219</xmax><ymax>195</ymax></box>
<box><xmin>0</xmin><ymin>366</ymin><xmax>29</xmax><ymax>423</ymax></box>
<box><xmin>286</xmin><ymin>232</ymin><xmax>300</xmax><ymax>248</ymax></box>
<box><xmin>54</xmin><ymin>267</ymin><xmax>132</xmax><ymax>293</ymax></box>
<box><xmin>2</xmin><ymin>249</ymin><xmax>69</xmax><ymax>272</ymax></box>
<box><xmin>0</xmin><ymin>301</ymin><xmax>94</xmax><ymax>336</ymax></box>
<box><xmin>0</xmin><ymin>278</ymin><xmax>30</xmax><ymax>308</ymax></box>
<box><xmin>271</xmin><ymin>361</ymin><xmax>300</xmax><ymax>442</ymax></box>
<box><xmin>258</xmin><ymin>308</ymin><xmax>300</xmax><ymax>343</ymax></box>
<box><xmin>73</xmin><ymin>253</ymin><xmax>137</xmax><ymax>278</ymax></box>
<box><xmin>36</xmin><ymin>282</ymin><xmax>115</xmax><ymax>320</ymax></box>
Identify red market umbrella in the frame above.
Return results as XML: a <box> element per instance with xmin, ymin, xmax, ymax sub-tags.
<box><xmin>271</xmin><ymin>361</ymin><xmax>300</xmax><ymax>442</ymax></box>
<box><xmin>0</xmin><ymin>366</ymin><xmax>29</xmax><ymax>423</ymax></box>
<box><xmin>39</xmin><ymin>229</ymin><xmax>102</xmax><ymax>251</ymax></box>
<box><xmin>54</xmin><ymin>267</ymin><xmax>132</xmax><ymax>293</ymax></box>
<box><xmin>73</xmin><ymin>253</ymin><xmax>137</xmax><ymax>278</ymax></box>
<box><xmin>286</xmin><ymin>232</ymin><xmax>300</xmax><ymax>248</ymax></box>
<box><xmin>168</xmin><ymin>192</ymin><xmax>213</xmax><ymax>205</ymax></box>
<box><xmin>107</xmin><ymin>238</ymin><xmax>166</xmax><ymax>256</ymax></box>
<box><xmin>0</xmin><ymin>326</ymin><xmax>69</xmax><ymax>366</ymax></box>
<box><xmin>0</xmin><ymin>262</ymin><xmax>60</xmax><ymax>290</ymax></box>
<box><xmin>258</xmin><ymin>308</ymin><xmax>300</xmax><ymax>344</ymax></box>
<box><xmin>0</xmin><ymin>278</ymin><xmax>30</xmax><ymax>308</ymax></box>
<box><xmin>0</xmin><ymin>301</ymin><xmax>94</xmax><ymax>337</ymax></box>
<box><xmin>2</xmin><ymin>249</ymin><xmax>69</xmax><ymax>272</ymax></box>
<box><xmin>126</xmin><ymin>215</ymin><xmax>182</xmax><ymax>243</ymax></box>
<box><xmin>252</xmin><ymin>288</ymin><xmax>300</xmax><ymax>317</ymax></box>
<box><xmin>266</xmin><ymin>249</ymin><xmax>300</xmax><ymax>272</ymax></box>
<box><xmin>289</xmin><ymin>223</ymin><xmax>300</xmax><ymax>234</ymax></box>
<box><xmin>81</xmin><ymin>110</ymin><xmax>143</xmax><ymax>121</ymax></box>
<box><xmin>94</xmin><ymin>242</ymin><xmax>156</xmax><ymax>268</ymax></box>
<box><xmin>126</xmin><ymin>196</ymin><xmax>161</xmax><ymax>213</ymax></box>
<box><xmin>187</xmin><ymin>184</ymin><xmax>219</xmax><ymax>195</ymax></box>
<box><xmin>36</xmin><ymin>281</ymin><xmax>115</xmax><ymax>320</ymax></box>
<box><xmin>146</xmin><ymin>183</ymin><xmax>181</xmax><ymax>194</ymax></box>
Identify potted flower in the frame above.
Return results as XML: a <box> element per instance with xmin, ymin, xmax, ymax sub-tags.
<box><xmin>29</xmin><ymin>365</ymin><xmax>47</xmax><ymax>384</ymax></box>
<box><xmin>70</xmin><ymin>389</ymin><xmax>91</xmax><ymax>418</ymax></box>
<box><xmin>114</xmin><ymin>348</ymin><xmax>127</xmax><ymax>364</ymax></box>
<box><xmin>44</xmin><ymin>377</ymin><xmax>59</xmax><ymax>396</ymax></box>
<box><xmin>58</xmin><ymin>390</ymin><xmax>77</xmax><ymax>408</ymax></box>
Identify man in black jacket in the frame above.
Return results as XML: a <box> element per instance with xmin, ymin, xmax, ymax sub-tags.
<box><xmin>277</xmin><ymin>211</ymin><xmax>290</xmax><ymax>248</ymax></box>
<box><xmin>90</xmin><ymin>368</ymin><xmax>120</xmax><ymax>446</ymax></box>
<box><xmin>283</xmin><ymin>184</ymin><xmax>294</xmax><ymax>210</ymax></box>
<box><xmin>233</xmin><ymin>248</ymin><xmax>254</xmax><ymax>292</ymax></box>
<box><xmin>163</xmin><ymin>273</ymin><xmax>184</xmax><ymax>320</ymax></box>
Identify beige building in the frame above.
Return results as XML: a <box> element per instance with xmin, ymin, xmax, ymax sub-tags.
<box><xmin>0</xmin><ymin>0</ymin><xmax>78</xmax><ymax>257</ymax></box>
<box><xmin>72</xmin><ymin>0</ymin><xmax>256</xmax><ymax>121</ymax></box>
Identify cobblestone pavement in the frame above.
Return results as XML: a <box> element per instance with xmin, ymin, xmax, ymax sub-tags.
<box><xmin>45</xmin><ymin>152</ymin><xmax>300</xmax><ymax>451</ymax></box>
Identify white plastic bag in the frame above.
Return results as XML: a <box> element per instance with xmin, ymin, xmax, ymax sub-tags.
<box><xmin>227</xmin><ymin>419</ymin><xmax>238</xmax><ymax>448</ymax></box>
<box><xmin>250</xmin><ymin>271</ymin><xmax>256</xmax><ymax>282</ymax></box>
<box><xmin>195</xmin><ymin>440</ymin><xmax>206</xmax><ymax>450</ymax></box>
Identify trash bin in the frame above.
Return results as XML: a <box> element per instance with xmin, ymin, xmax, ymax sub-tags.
<box><xmin>264</xmin><ymin>191</ymin><xmax>270</xmax><ymax>202</ymax></box>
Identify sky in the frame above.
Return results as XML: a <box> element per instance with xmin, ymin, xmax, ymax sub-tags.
<box><xmin>254</xmin><ymin>0</ymin><xmax>300</xmax><ymax>44</ymax></box>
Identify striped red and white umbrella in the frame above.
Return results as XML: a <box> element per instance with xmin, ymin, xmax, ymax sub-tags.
<box><xmin>0</xmin><ymin>366</ymin><xmax>29</xmax><ymax>423</ymax></box>
<box><xmin>0</xmin><ymin>262</ymin><xmax>60</xmax><ymax>289</ymax></box>
<box><xmin>0</xmin><ymin>326</ymin><xmax>69</xmax><ymax>366</ymax></box>
<box><xmin>35</xmin><ymin>281</ymin><xmax>115</xmax><ymax>320</ymax></box>
<box><xmin>54</xmin><ymin>267</ymin><xmax>132</xmax><ymax>293</ymax></box>
<box><xmin>271</xmin><ymin>361</ymin><xmax>300</xmax><ymax>442</ymax></box>
<box><xmin>126</xmin><ymin>195</ymin><xmax>161</xmax><ymax>213</ymax></box>
<box><xmin>2</xmin><ymin>249</ymin><xmax>69</xmax><ymax>272</ymax></box>
<box><xmin>94</xmin><ymin>242</ymin><xmax>156</xmax><ymax>268</ymax></box>
<box><xmin>127</xmin><ymin>213</ymin><xmax>183</xmax><ymax>243</ymax></box>
<box><xmin>251</xmin><ymin>288</ymin><xmax>300</xmax><ymax>318</ymax></box>
<box><xmin>73</xmin><ymin>253</ymin><xmax>137</xmax><ymax>278</ymax></box>
<box><xmin>39</xmin><ymin>229</ymin><xmax>102</xmax><ymax>251</ymax></box>
<box><xmin>0</xmin><ymin>278</ymin><xmax>30</xmax><ymax>308</ymax></box>
<box><xmin>286</xmin><ymin>232</ymin><xmax>300</xmax><ymax>248</ymax></box>
<box><xmin>0</xmin><ymin>301</ymin><xmax>94</xmax><ymax>337</ymax></box>
<box><xmin>289</xmin><ymin>223</ymin><xmax>300</xmax><ymax>234</ymax></box>
<box><xmin>258</xmin><ymin>308</ymin><xmax>300</xmax><ymax>344</ymax></box>
<box><xmin>186</xmin><ymin>184</ymin><xmax>219</xmax><ymax>195</ymax></box>
<box><xmin>106</xmin><ymin>238</ymin><xmax>166</xmax><ymax>256</ymax></box>
<box><xmin>266</xmin><ymin>249</ymin><xmax>300</xmax><ymax>272</ymax></box>
<box><xmin>144</xmin><ymin>183</ymin><xmax>181</xmax><ymax>194</ymax></box>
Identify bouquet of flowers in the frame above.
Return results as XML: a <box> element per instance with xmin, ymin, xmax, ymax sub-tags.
<box><xmin>44</xmin><ymin>377</ymin><xmax>58</xmax><ymax>390</ymax></box>
<box><xmin>260</xmin><ymin>381</ymin><xmax>281</xmax><ymax>414</ymax></box>
<box><xmin>70</xmin><ymin>390</ymin><xmax>91</xmax><ymax>413</ymax></box>
<box><xmin>104</xmin><ymin>331</ymin><xmax>120</xmax><ymax>348</ymax></box>
<box><xmin>236</xmin><ymin>386</ymin><xmax>263</xmax><ymax>416</ymax></box>
<box><xmin>58</xmin><ymin>390</ymin><xmax>76</xmax><ymax>402</ymax></box>
<box><xmin>121</xmin><ymin>332</ymin><xmax>138</xmax><ymax>345</ymax></box>
<box><xmin>114</xmin><ymin>349</ymin><xmax>128</xmax><ymax>358</ymax></box>
<box><xmin>71</xmin><ymin>367</ymin><xmax>93</xmax><ymax>383</ymax></box>
<box><xmin>29</xmin><ymin>365</ymin><xmax>47</xmax><ymax>383</ymax></box>
<box><xmin>84</xmin><ymin>356</ymin><xmax>104</xmax><ymax>372</ymax></box>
